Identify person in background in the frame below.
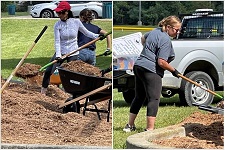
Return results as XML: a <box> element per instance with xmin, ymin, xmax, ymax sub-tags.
<box><xmin>78</xmin><ymin>8</ymin><xmax>111</xmax><ymax>66</ymax></box>
<box><xmin>123</xmin><ymin>16</ymin><xmax>182</xmax><ymax>132</ymax></box>
<box><xmin>41</xmin><ymin>1</ymin><xmax>105</xmax><ymax>95</ymax></box>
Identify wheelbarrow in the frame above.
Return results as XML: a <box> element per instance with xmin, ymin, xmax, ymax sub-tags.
<box><xmin>57</xmin><ymin>66</ymin><xmax>112</xmax><ymax>122</ymax></box>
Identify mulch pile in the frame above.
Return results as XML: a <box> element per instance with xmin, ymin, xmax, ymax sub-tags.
<box><xmin>153</xmin><ymin>111</ymin><xmax>224</xmax><ymax>149</ymax></box>
<box><xmin>1</xmin><ymin>60</ymin><xmax>112</xmax><ymax>147</ymax></box>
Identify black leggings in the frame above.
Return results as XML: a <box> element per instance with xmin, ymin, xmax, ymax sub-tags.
<box><xmin>130</xmin><ymin>65</ymin><xmax>162</xmax><ymax>117</ymax></box>
<box><xmin>42</xmin><ymin>53</ymin><xmax>78</xmax><ymax>88</ymax></box>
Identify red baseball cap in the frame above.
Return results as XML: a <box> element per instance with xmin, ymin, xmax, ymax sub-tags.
<box><xmin>54</xmin><ymin>1</ymin><xmax>71</xmax><ymax>12</ymax></box>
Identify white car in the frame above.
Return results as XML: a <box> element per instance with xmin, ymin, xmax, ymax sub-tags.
<box><xmin>30</xmin><ymin>1</ymin><xmax>103</xmax><ymax>19</ymax></box>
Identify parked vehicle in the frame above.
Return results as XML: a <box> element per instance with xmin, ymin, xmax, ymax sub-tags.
<box><xmin>113</xmin><ymin>9</ymin><xmax>224</xmax><ymax>106</ymax></box>
<box><xmin>30</xmin><ymin>1</ymin><xmax>103</xmax><ymax>18</ymax></box>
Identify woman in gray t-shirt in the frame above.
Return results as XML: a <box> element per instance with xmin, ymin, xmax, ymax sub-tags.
<box><xmin>123</xmin><ymin>16</ymin><xmax>182</xmax><ymax>132</ymax></box>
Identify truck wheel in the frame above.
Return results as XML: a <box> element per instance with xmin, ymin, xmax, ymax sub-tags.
<box><xmin>123</xmin><ymin>89</ymin><xmax>135</xmax><ymax>104</ymax></box>
<box><xmin>179</xmin><ymin>71</ymin><xmax>214</xmax><ymax>106</ymax></box>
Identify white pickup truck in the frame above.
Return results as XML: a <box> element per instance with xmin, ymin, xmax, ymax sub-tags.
<box><xmin>113</xmin><ymin>9</ymin><xmax>224</xmax><ymax>106</ymax></box>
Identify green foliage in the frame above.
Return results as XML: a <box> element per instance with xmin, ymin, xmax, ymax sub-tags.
<box><xmin>114</xmin><ymin>1</ymin><xmax>224</xmax><ymax>25</ymax></box>
<box><xmin>1</xmin><ymin>1</ymin><xmax>15</xmax><ymax>12</ymax></box>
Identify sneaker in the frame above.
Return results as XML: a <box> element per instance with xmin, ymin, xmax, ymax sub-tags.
<box><xmin>123</xmin><ymin>124</ymin><xmax>136</xmax><ymax>132</ymax></box>
<box><xmin>41</xmin><ymin>87</ymin><xmax>47</xmax><ymax>95</ymax></box>
<box><xmin>144</xmin><ymin>128</ymin><xmax>153</xmax><ymax>132</ymax></box>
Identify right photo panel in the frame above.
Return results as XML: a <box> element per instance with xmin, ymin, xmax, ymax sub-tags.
<box><xmin>112</xmin><ymin>1</ymin><xmax>224</xmax><ymax>149</ymax></box>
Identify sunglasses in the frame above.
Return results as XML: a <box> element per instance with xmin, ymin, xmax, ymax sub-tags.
<box><xmin>56</xmin><ymin>10</ymin><xmax>66</xmax><ymax>15</ymax></box>
<box><xmin>172</xmin><ymin>26</ymin><xmax>180</xmax><ymax>33</ymax></box>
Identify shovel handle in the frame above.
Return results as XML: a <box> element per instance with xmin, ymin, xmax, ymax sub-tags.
<box><xmin>34</xmin><ymin>25</ymin><xmax>48</xmax><ymax>43</ymax></box>
<box><xmin>39</xmin><ymin>60</ymin><xmax>58</xmax><ymax>72</ymax></box>
<box><xmin>40</xmin><ymin>31</ymin><xmax>112</xmax><ymax>71</ymax></box>
<box><xmin>1</xmin><ymin>26</ymin><xmax>48</xmax><ymax>94</ymax></box>
<box><xmin>178</xmin><ymin>74</ymin><xmax>223</xmax><ymax>99</ymax></box>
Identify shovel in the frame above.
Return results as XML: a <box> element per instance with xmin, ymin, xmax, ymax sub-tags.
<box><xmin>178</xmin><ymin>74</ymin><xmax>223</xmax><ymax>100</ymax></box>
<box><xmin>39</xmin><ymin>31</ymin><xmax>112</xmax><ymax>72</ymax></box>
<box><xmin>1</xmin><ymin>26</ymin><xmax>48</xmax><ymax>94</ymax></box>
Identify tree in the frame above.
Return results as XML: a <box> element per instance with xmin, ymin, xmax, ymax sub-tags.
<box><xmin>113</xmin><ymin>1</ymin><xmax>224</xmax><ymax>25</ymax></box>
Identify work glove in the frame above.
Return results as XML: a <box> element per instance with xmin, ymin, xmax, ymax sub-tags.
<box><xmin>99</xmin><ymin>33</ymin><xmax>106</xmax><ymax>41</ymax></box>
<box><xmin>100</xmin><ymin>67</ymin><xmax>112</xmax><ymax>77</ymax></box>
<box><xmin>55</xmin><ymin>57</ymin><xmax>63</xmax><ymax>63</ymax></box>
<box><xmin>103</xmin><ymin>48</ymin><xmax>112</xmax><ymax>56</ymax></box>
<box><xmin>171</xmin><ymin>68</ymin><xmax>181</xmax><ymax>78</ymax></box>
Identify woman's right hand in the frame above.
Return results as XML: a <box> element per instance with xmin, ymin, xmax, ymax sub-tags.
<box><xmin>55</xmin><ymin>57</ymin><xmax>63</xmax><ymax>63</ymax></box>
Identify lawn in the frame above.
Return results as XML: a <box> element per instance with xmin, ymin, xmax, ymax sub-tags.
<box><xmin>1</xmin><ymin>18</ymin><xmax>112</xmax><ymax>80</ymax></box>
<box><xmin>112</xmin><ymin>29</ymin><xmax>223</xmax><ymax>149</ymax></box>
<box><xmin>1</xmin><ymin>11</ymin><xmax>30</xmax><ymax>18</ymax></box>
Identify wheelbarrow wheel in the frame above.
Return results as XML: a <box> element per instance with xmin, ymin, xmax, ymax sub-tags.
<box><xmin>63</xmin><ymin>97</ymin><xmax>81</xmax><ymax>113</ymax></box>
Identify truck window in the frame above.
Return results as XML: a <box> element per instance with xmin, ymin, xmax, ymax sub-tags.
<box><xmin>178</xmin><ymin>15</ymin><xmax>223</xmax><ymax>39</ymax></box>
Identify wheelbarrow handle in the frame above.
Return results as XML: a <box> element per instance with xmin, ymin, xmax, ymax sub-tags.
<box><xmin>178</xmin><ymin>74</ymin><xmax>223</xmax><ymax>99</ymax></box>
<box><xmin>39</xmin><ymin>31</ymin><xmax>112</xmax><ymax>72</ymax></box>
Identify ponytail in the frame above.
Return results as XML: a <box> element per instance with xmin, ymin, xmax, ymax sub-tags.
<box><xmin>158</xmin><ymin>16</ymin><xmax>181</xmax><ymax>30</ymax></box>
<box><xmin>68</xmin><ymin>10</ymin><xmax>74</xmax><ymax>18</ymax></box>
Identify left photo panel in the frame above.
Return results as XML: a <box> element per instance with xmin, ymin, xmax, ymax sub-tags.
<box><xmin>1</xmin><ymin>1</ymin><xmax>112</xmax><ymax>149</ymax></box>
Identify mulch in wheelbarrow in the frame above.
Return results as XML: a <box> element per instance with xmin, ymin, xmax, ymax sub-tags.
<box><xmin>15</xmin><ymin>60</ymin><xmax>111</xmax><ymax>86</ymax></box>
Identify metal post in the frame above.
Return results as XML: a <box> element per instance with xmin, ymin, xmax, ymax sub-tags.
<box><xmin>138</xmin><ymin>1</ymin><xmax>142</xmax><ymax>26</ymax></box>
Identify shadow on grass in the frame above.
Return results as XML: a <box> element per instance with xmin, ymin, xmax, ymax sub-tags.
<box><xmin>113</xmin><ymin>94</ymin><xmax>223</xmax><ymax>108</ymax></box>
<box><xmin>113</xmin><ymin>99</ymin><xmax>130</xmax><ymax>107</ymax></box>
<box><xmin>1</xmin><ymin>57</ymin><xmax>52</xmax><ymax>70</ymax></box>
<box><xmin>113</xmin><ymin>97</ymin><xmax>181</xmax><ymax>108</ymax></box>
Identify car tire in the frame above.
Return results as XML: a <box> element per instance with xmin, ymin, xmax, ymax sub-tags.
<box><xmin>40</xmin><ymin>9</ymin><xmax>54</xmax><ymax>18</ymax></box>
<box><xmin>179</xmin><ymin>71</ymin><xmax>214</xmax><ymax>106</ymax></box>
<box><xmin>91</xmin><ymin>11</ymin><xmax>98</xmax><ymax>19</ymax></box>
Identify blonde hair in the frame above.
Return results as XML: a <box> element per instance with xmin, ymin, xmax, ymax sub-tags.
<box><xmin>158</xmin><ymin>16</ymin><xmax>181</xmax><ymax>31</ymax></box>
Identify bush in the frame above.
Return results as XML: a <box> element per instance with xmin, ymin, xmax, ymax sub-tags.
<box><xmin>1</xmin><ymin>1</ymin><xmax>14</xmax><ymax>12</ymax></box>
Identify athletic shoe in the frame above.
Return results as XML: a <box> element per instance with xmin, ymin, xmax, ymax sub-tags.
<box><xmin>144</xmin><ymin>128</ymin><xmax>153</xmax><ymax>131</ymax></box>
<box><xmin>123</xmin><ymin>124</ymin><xmax>136</xmax><ymax>132</ymax></box>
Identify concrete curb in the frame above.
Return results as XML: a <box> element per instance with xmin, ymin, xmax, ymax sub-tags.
<box><xmin>126</xmin><ymin>125</ymin><xmax>186</xmax><ymax>149</ymax></box>
<box><xmin>1</xmin><ymin>143</ymin><xmax>111</xmax><ymax>149</ymax></box>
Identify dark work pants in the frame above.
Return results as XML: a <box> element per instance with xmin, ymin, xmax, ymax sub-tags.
<box><xmin>130</xmin><ymin>65</ymin><xmax>162</xmax><ymax>117</ymax></box>
<box><xmin>42</xmin><ymin>53</ymin><xmax>78</xmax><ymax>88</ymax></box>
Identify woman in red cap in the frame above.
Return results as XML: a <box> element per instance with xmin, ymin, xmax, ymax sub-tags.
<box><xmin>41</xmin><ymin>1</ymin><xmax>104</xmax><ymax>94</ymax></box>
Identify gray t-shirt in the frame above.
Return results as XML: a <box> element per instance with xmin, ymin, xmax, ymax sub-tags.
<box><xmin>134</xmin><ymin>27</ymin><xmax>175</xmax><ymax>77</ymax></box>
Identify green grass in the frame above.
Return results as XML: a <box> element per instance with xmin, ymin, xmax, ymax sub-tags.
<box><xmin>112</xmin><ymin>30</ymin><xmax>224</xmax><ymax>149</ymax></box>
<box><xmin>113</xmin><ymin>30</ymin><xmax>147</xmax><ymax>39</ymax></box>
<box><xmin>1</xmin><ymin>18</ymin><xmax>112</xmax><ymax>79</ymax></box>
<box><xmin>1</xmin><ymin>12</ymin><xmax>30</xmax><ymax>17</ymax></box>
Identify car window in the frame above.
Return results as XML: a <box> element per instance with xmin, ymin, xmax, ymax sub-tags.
<box><xmin>68</xmin><ymin>1</ymin><xmax>91</xmax><ymax>4</ymax></box>
<box><xmin>179</xmin><ymin>15</ymin><xmax>223</xmax><ymax>39</ymax></box>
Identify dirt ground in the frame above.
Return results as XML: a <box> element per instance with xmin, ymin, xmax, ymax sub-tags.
<box><xmin>1</xmin><ymin>61</ymin><xmax>112</xmax><ymax>147</ymax></box>
<box><xmin>153</xmin><ymin>111</ymin><xmax>224</xmax><ymax>149</ymax></box>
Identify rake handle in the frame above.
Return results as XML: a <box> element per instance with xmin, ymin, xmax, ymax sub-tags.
<box><xmin>178</xmin><ymin>74</ymin><xmax>223</xmax><ymax>99</ymax></box>
<box><xmin>1</xmin><ymin>26</ymin><xmax>48</xmax><ymax>94</ymax></box>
